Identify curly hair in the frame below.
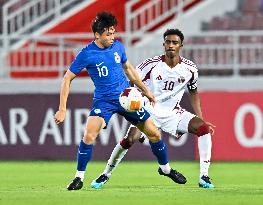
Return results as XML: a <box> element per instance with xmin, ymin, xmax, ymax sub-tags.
<box><xmin>163</xmin><ymin>29</ymin><xmax>184</xmax><ymax>44</ymax></box>
<box><xmin>91</xmin><ymin>11</ymin><xmax>117</xmax><ymax>34</ymax></box>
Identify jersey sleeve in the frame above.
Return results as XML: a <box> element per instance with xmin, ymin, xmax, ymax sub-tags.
<box><xmin>136</xmin><ymin>58</ymin><xmax>152</xmax><ymax>79</ymax></box>
<box><xmin>135</xmin><ymin>64</ymin><xmax>150</xmax><ymax>88</ymax></box>
<box><xmin>187</xmin><ymin>70</ymin><xmax>198</xmax><ymax>91</ymax></box>
<box><xmin>135</xmin><ymin>64</ymin><xmax>144</xmax><ymax>79</ymax></box>
<box><xmin>119</xmin><ymin>42</ymin><xmax>128</xmax><ymax>64</ymax></box>
<box><xmin>69</xmin><ymin>48</ymin><xmax>89</xmax><ymax>75</ymax></box>
<box><xmin>136</xmin><ymin>56</ymin><xmax>160</xmax><ymax>81</ymax></box>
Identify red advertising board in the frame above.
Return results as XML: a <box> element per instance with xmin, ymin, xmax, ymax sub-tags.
<box><xmin>199</xmin><ymin>91</ymin><xmax>263</xmax><ymax>161</ymax></box>
<box><xmin>2</xmin><ymin>92</ymin><xmax>263</xmax><ymax>161</ymax></box>
<box><xmin>0</xmin><ymin>94</ymin><xmax>195</xmax><ymax>160</ymax></box>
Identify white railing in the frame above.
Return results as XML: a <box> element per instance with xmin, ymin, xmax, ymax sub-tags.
<box><xmin>0</xmin><ymin>31</ymin><xmax>263</xmax><ymax>78</ymax></box>
<box><xmin>126</xmin><ymin>31</ymin><xmax>263</xmax><ymax>76</ymax></box>
<box><xmin>125</xmin><ymin>0</ymin><xmax>199</xmax><ymax>44</ymax></box>
<box><xmin>2</xmin><ymin>0</ymin><xmax>86</xmax><ymax>36</ymax></box>
<box><xmin>0</xmin><ymin>33</ymin><xmax>94</xmax><ymax>77</ymax></box>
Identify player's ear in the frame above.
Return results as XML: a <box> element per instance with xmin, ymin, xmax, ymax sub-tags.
<box><xmin>94</xmin><ymin>32</ymin><xmax>100</xmax><ymax>39</ymax></box>
<box><xmin>180</xmin><ymin>43</ymin><xmax>183</xmax><ymax>47</ymax></box>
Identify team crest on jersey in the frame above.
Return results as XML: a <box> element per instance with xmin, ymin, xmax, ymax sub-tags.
<box><xmin>114</xmin><ymin>52</ymin><xmax>121</xmax><ymax>63</ymax></box>
<box><xmin>178</xmin><ymin>76</ymin><xmax>185</xmax><ymax>83</ymax></box>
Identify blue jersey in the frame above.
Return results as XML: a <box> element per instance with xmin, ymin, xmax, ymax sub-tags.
<box><xmin>69</xmin><ymin>40</ymin><xmax>129</xmax><ymax>99</ymax></box>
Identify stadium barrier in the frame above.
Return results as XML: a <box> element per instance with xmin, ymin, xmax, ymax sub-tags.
<box><xmin>199</xmin><ymin>91</ymin><xmax>263</xmax><ymax>161</ymax></box>
<box><xmin>0</xmin><ymin>93</ymin><xmax>195</xmax><ymax>160</ymax></box>
<box><xmin>1</xmin><ymin>91</ymin><xmax>263</xmax><ymax>161</ymax></box>
<box><xmin>1</xmin><ymin>31</ymin><xmax>263</xmax><ymax>78</ymax></box>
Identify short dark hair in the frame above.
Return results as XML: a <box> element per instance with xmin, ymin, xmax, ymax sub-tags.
<box><xmin>163</xmin><ymin>29</ymin><xmax>184</xmax><ymax>43</ymax></box>
<box><xmin>91</xmin><ymin>12</ymin><xmax>117</xmax><ymax>34</ymax></box>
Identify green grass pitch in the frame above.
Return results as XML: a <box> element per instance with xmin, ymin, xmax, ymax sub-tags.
<box><xmin>0</xmin><ymin>161</ymin><xmax>262</xmax><ymax>205</ymax></box>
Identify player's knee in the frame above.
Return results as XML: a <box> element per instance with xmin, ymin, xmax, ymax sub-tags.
<box><xmin>147</xmin><ymin>131</ymin><xmax>161</xmax><ymax>143</ymax></box>
<box><xmin>127</xmin><ymin>126</ymin><xmax>142</xmax><ymax>139</ymax></box>
<box><xmin>120</xmin><ymin>138</ymin><xmax>133</xmax><ymax>149</ymax></box>
<box><xmin>83</xmin><ymin>132</ymin><xmax>98</xmax><ymax>144</ymax></box>
<box><xmin>120</xmin><ymin>126</ymin><xmax>141</xmax><ymax>148</ymax></box>
<box><xmin>196</xmin><ymin>123</ymin><xmax>210</xmax><ymax>137</ymax></box>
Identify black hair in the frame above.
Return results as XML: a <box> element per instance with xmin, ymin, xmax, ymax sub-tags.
<box><xmin>91</xmin><ymin>11</ymin><xmax>117</xmax><ymax>34</ymax></box>
<box><xmin>163</xmin><ymin>29</ymin><xmax>184</xmax><ymax>44</ymax></box>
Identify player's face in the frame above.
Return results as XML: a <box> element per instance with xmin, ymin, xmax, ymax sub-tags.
<box><xmin>96</xmin><ymin>26</ymin><xmax>116</xmax><ymax>48</ymax></box>
<box><xmin>163</xmin><ymin>35</ymin><xmax>182</xmax><ymax>58</ymax></box>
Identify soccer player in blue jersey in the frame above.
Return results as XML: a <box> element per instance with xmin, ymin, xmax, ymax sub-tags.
<box><xmin>54</xmin><ymin>12</ymin><xmax>186</xmax><ymax>191</ymax></box>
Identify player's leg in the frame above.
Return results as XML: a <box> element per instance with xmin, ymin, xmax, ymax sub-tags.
<box><xmin>91</xmin><ymin>125</ymin><xmax>142</xmax><ymax>189</ymax></box>
<box><xmin>67</xmin><ymin>116</ymin><xmax>105</xmax><ymax>191</ymax></box>
<box><xmin>118</xmin><ymin>106</ymin><xmax>186</xmax><ymax>184</ymax></box>
<box><xmin>188</xmin><ymin>117</ymin><xmax>214</xmax><ymax>188</ymax></box>
<box><xmin>102</xmin><ymin>125</ymin><xmax>142</xmax><ymax>176</ymax></box>
<box><xmin>136</xmin><ymin>117</ymin><xmax>187</xmax><ymax>184</ymax></box>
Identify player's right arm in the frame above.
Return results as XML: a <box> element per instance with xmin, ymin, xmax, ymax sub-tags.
<box><xmin>187</xmin><ymin>69</ymin><xmax>216</xmax><ymax>134</ymax></box>
<box><xmin>54</xmin><ymin>47</ymin><xmax>88</xmax><ymax>124</ymax></box>
<box><xmin>188</xmin><ymin>89</ymin><xmax>216</xmax><ymax>135</ymax></box>
<box><xmin>122</xmin><ymin>61</ymin><xmax>156</xmax><ymax>105</ymax></box>
<box><xmin>54</xmin><ymin>70</ymin><xmax>76</xmax><ymax>124</ymax></box>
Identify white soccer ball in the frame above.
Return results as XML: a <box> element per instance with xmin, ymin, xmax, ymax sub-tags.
<box><xmin>119</xmin><ymin>87</ymin><xmax>145</xmax><ymax>112</ymax></box>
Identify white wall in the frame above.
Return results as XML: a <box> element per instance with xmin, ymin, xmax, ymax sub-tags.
<box><xmin>1</xmin><ymin>76</ymin><xmax>263</xmax><ymax>94</ymax></box>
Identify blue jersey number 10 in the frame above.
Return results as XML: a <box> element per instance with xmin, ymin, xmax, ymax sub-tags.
<box><xmin>96</xmin><ymin>64</ymin><xmax>109</xmax><ymax>77</ymax></box>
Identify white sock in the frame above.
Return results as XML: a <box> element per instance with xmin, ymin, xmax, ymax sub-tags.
<box><xmin>75</xmin><ymin>171</ymin><xmax>85</xmax><ymax>181</ymax></box>
<box><xmin>159</xmin><ymin>163</ymin><xmax>171</xmax><ymax>174</ymax></box>
<box><xmin>103</xmin><ymin>143</ymin><xmax>128</xmax><ymax>177</ymax></box>
<box><xmin>198</xmin><ymin>133</ymin><xmax>212</xmax><ymax>178</ymax></box>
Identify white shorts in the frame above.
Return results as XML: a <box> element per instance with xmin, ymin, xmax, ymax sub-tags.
<box><xmin>131</xmin><ymin>109</ymin><xmax>196</xmax><ymax>138</ymax></box>
<box><xmin>153</xmin><ymin>110</ymin><xmax>195</xmax><ymax>137</ymax></box>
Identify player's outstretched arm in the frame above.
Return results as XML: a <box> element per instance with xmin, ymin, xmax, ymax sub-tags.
<box><xmin>54</xmin><ymin>69</ymin><xmax>76</xmax><ymax>124</ymax></box>
<box><xmin>122</xmin><ymin>61</ymin><xmax>156</xmax><ymax>105</ymax></box>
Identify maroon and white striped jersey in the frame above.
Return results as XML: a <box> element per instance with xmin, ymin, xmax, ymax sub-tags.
<box><xmin>136</xmin><ymin>54</ymin><xmax>198</xmax><ymax>117</ymax></box>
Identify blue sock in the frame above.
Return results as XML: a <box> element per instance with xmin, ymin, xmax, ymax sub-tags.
<box><xmin>77</xmin><ymin>140</ymin><xmax>93</xmax><ymax>171</ymax></box>
<box><xmin>149</xmin><ymin>140</ymin><xmax>168</xmax><ymax>165</ymax></box>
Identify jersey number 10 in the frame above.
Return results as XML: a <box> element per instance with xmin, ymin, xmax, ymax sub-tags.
<box><xmin>163</xmin><ymin>81</ymin><xmax>175</xmax><ymax>91</ymax></box>
<box><xmin>96</xmin><ymin>65</ymin><xmax>109</xmax><ymax>77</ymax></box>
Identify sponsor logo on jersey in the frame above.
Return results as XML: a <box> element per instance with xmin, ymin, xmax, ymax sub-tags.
<box><xmin>96</xmin><ymin>62</ymin><xmax>104</xmax><ymax>67</ymax></box>
<box><xmin>94</xmin><ymin>109</ymin><xmax>101</xmax><ymax>114</ymax></box>
<box><xmin>156</xmin><ymin>75</ymin><xmax>162</xmax><ymax>80</ymax></box>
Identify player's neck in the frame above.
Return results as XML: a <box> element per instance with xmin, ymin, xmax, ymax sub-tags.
<box><xmin>94</xmin><ymin>40</ymin><xmax>105</xmax><ymax>49</ymax></box>
<box><xmin>165</xmin><ymin>55</ymin><xmax>180</xmax><ymax>68</ymax></box>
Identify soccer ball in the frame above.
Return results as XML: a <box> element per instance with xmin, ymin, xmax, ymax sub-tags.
<box><xmin>119</xmin><ymin>87</ymin><xmax>145</xmax><ymax>112</ymax></box>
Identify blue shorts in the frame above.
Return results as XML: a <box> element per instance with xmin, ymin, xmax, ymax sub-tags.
<box><xmin>89</xmin><ymin>98</ymin><xmax>150</xmax><ymax>128</ymax></box>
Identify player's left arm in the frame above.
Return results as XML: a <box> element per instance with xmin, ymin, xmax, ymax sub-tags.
<box><xmin>188</xmin><ymin>89</ymin><xmax>216</xmax><ymax>135</ymax></box>
<box><xmin>188</xmin><ymin>88</ymin><xmax>203</xmax><ymax>118</ymax></box>
<box><xmin>122</xmin><ymin>61</ymin><xmax>156</xmax><ymax>105</ymax></box>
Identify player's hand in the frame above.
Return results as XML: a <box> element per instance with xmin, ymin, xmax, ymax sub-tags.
<box><xmin>144</xmin><ymin>90</ymin><xmax>156</xmax><ymax>106</ymax></box>
<box><xmin>205</xmin><ymin>121</ymin><xmax>216</xmax><ymax>135</ymax></box>
<box><xmin>54</xmin><ymin>110</ymin><xmax>66</xmax><ymax>124</ymax></box>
